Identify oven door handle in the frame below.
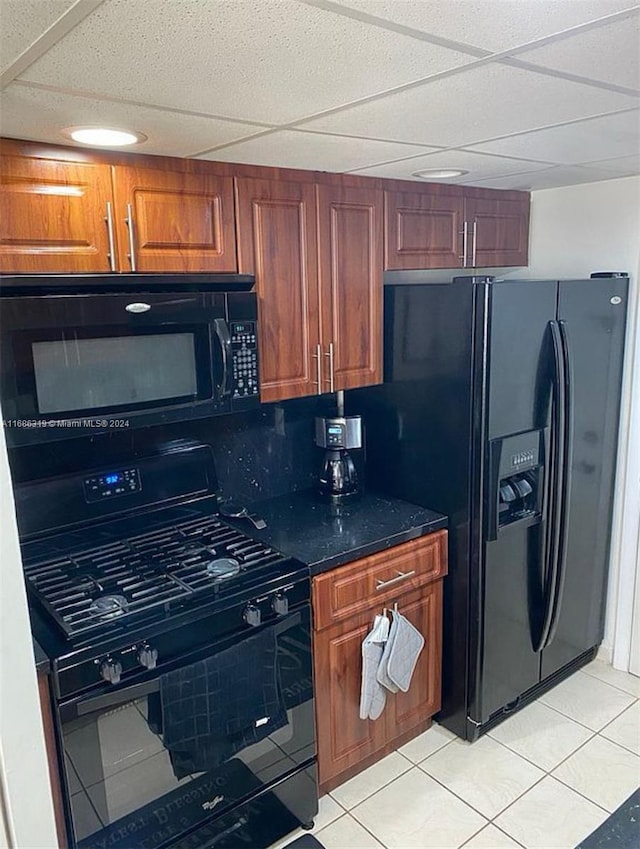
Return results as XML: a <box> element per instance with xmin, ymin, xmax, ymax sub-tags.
<box><xmin>77</xmin><ymin>679</ymin><xmax>160</xmax><ymax>716</ymax></box>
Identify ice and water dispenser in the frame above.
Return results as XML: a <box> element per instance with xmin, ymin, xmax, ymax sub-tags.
<box><xmin>486</xmin><ymin>430</ymin><xmax>543</xmax><ymax>541</ymax></box>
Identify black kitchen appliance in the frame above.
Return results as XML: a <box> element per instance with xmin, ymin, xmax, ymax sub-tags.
<box><xmin>0</xmin><ymin>274</ymin><xmax>260</xmax><ymax>446</ymax></box>
<box><xmin>314</xmin><ymin>415</ymin><xmax>363</xmax><ymax>504</ymax></box>
<box><xmin>15</xmin><ymin>443</ymin><xmax>317</xmax><ymax>849</ymax></box>
<box><xmin>352</xmin><ymin>274</ymin><xmax>628</xmax><ymax>740</ymax></box>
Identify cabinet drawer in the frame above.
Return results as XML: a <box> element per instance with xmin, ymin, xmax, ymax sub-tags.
<box><xmin>313</xmin><ymin>530</ymin><xmax>447</xmax><ymax>630</ymax></box>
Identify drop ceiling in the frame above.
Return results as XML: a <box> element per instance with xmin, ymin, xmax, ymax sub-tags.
<box><xmin>0</xmin><ymin>0</ymin><xmax>638</xmax><ymax>190</ymax></box>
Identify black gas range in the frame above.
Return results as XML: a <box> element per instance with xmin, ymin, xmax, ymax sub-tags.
<box><xmin>17</xmin><ymin>443</ymin><xmax>317</xmax><ymax>849</ymax></box>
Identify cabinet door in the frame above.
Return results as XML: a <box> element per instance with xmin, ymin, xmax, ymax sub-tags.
<box><xmin>236</xmin><ymin>177</ymin><xmax>320</xmax><ymax>403</ymax></box>
<box><xmin>0</xmin><ymin>154</ymin><xmax>115</xmax><ymax>273</ymax></box>
<box><xmin>313</xmin><ymin>576</ymin><xmax>444</xmax><ymax>790</ymax></box>
<box><xmin>313</xmin><ymin>616</ymin><xmax>386</xmax><ymax>788</ymax></box>
<box><xmin>317</xmin><ymin>185</ymin><xmax>383</xmax><ymax>392</ymax></box>
<box><xmin>112</xmin><ymin>167</ymin><xmax>237</xmax><ymax>272</ymax></box>
<box><xmin>385</xmin><ymin>189</ymin><xmax>465</xmax><ymax>270</ymax></box>
<box><xmin>385</xmin><ymin>581</ymin><xmax>443</xmax><ymax>739</ymax></box>
<box><xmin>465</xmin><ymin>195</ymin><xmax>530</xmax><ymax>268</ymax></box>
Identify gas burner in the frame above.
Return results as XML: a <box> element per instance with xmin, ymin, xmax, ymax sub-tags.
<box><xmin>89</xmin><ymin>595</ymin><xmax>129</xmax><ymax>619</ymax></box>
<box><xmin>206</xmin><ymin>557</ymin><xmax>241</xmax><ymax>580</ymax></box>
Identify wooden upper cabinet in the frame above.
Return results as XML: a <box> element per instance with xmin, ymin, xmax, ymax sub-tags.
<box><xmin>317</xmin><ymin>184</ymin><xmax>383</xmax><ymax>392</ymax></box>
<box><xmin>384</xmin><ymin>185</ymin><xmax>530</xmax><ymax>270</ymax></box>
<box><xmin>464</xmin><ymin>194</ymin><xmax>530</xmax><ymax>268</ymax></box>
<box><xmin>235</xmin><ymin>177</ymin><xmax>320</xmax><ymax>403</ymax></box>
<box><xmin>0</xmin><ymin>154</ymin><xmax>115</xmax><ymax>273</ymax></box>
<box><xmin>385</xmin><ymin>189</ymin><xmax>465</xmax><ymax>270</ymax></box>
<box><xmin>112</xmin><ymin>167</ymin><xmax>237</xmax><ymax>272</ymax></box>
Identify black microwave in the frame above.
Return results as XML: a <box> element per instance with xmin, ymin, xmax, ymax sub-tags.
<box><xmin>0</xmin><ymin>275</ymin><xmax>260</xmax><ymax>446</ymax></box>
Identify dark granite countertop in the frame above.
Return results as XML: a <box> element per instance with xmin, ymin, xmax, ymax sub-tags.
<box><xmin>226</xmin><ymin>489</ymin><xmax>447</xmax><ymax>575</ymax></box>
<box><xmin>34</xmin><ymin>638</ymin><xmax>49</xmax><ymax>673</ymax></box>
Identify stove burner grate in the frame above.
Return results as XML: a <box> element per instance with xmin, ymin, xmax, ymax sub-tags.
<box><xmin>23</xmin><ymin>516</ymin><xmax>288</xmax><ymax>639</ymax></box>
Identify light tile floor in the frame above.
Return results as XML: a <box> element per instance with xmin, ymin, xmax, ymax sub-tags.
<box><xmin>277</xmin><ymin>659</ymin><xmax>640</xmax><ymax>849</ymax></box>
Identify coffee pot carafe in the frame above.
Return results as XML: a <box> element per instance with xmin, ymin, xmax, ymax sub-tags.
<box><xmin>315</xmin><ymin>415</ymin><xmax>363</xmax><ymax>504</ymax></box>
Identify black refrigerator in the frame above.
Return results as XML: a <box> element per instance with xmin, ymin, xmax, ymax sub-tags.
<box><xmin>351</xmin><ymin>274</ymin><xmax>628</xmax><ymax>741</ymax></box>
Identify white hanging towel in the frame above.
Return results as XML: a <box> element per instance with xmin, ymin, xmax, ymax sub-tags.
<box><xmin>377</xmin><ymin>608</ymin><xmax>425</xmax><ymax>693</ymax></box>
<box><xmin>359</xmin><ymin>613</ymin><xmax>390</xmax><ymax>720</ymax></box>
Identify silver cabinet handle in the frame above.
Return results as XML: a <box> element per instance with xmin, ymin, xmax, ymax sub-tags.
<box><xmin>376</xmin><ymin>570</ymin><xmax>416</xmax><ymax>591</ymax></box>
<box><xmin>125</xmin><ymin>202</ymin><xmax>136</xmax><ymax>271</ymax></box>
<box><xmin>471</xmin><ymin>219</ymin><xmax>478</xmax><ymax>268</ymax></box>
<box><xmin>312</xmin><ymin>343</ymin><xmax>322</xmax><ymax>395</ymax></box>
<box><xmin>459</xmin><ymin>221</ymin><xmax>468</xmax><ymax>267</ymax></box>
<box><xmin>325</xmin><ymin>341</ymin><xmax>335</xmax><ymax>393</ymax></box>
<box><xmin>104</xmin><ymin>201</ymin><xmax>116</xmax><ymax>272</ymax></box>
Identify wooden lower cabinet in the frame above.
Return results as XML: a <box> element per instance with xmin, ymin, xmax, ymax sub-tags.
<box><xmin>312</xmin><ymin>533</ymin><xmax>446</xmax><ymax>792</ymax></box>
<box><xmin>38</xmin><ymin>671</ymin><xmax>67</xmax><ymax>848</ymax></box>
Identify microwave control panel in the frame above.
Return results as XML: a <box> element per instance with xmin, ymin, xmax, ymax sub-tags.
<box><xmin>83</xmin><ymin>467</ymin><xmax>141</xmax><ymax>503</ymax></box>
<box><xmin>231</xmin><ymin>321</ymin><xmax>258</xmax><ymax>398</ymax></box>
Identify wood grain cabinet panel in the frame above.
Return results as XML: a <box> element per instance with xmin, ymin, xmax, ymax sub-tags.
<box><xmin>464</xmin><ymin>195</ymin><xmax>530</xmax><ymax>268</ymax></box>
<box><xmin>317</xmin><ymin>184</ymin><xmax>383</xmax><ymax>392</ymax></box>
<box><xmin>388</xmin><ymin>582</ymin><xmax>443</xmax><ymax>736</ymax></box>
<box><xmin>312</xmin><ymin>532</ymin><xmax>447</xmax><ymax>791</ymax></box>
<box><xmin>235</xmin><ymin>177</ymin><xmax>321</xmax><ymax>403</ymax></box>
<box><xmin>385</xmin><ymin>189</ymin><xmax>465</xmax><ymax>270</ymax></box>
<box><xmin>38</xmin><ymin>672</ymin><xmax>67</xmax><ymax>848</ymax></box>
<box><xmin>313</xmin><ymin>531</ymin><xmax>447</xmax><ymax>630</ymax></box>
<box><xmin>313</xmin><ymin>618</ymin><xmax>386</xmax><ymax>786</ymax></box>
<box><xmin>113</xmin><ymin>167</ymin><xmax>237</xmax><ymax>272</ymax></box>
<box><xmin>384</xmin><ymin>186</ymin><xmax>530</xmax><ymax>270</ymax></box>
<box><xmin>0</xmin><ymin>154</ymin><xmax>115</xmax><ymax>273</ymax></box>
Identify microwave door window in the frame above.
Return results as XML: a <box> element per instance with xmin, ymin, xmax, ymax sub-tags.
<box><xmin>31</xmin><ymin>333</ymin><xmax>198</xmax><ymax>415</ymax></box>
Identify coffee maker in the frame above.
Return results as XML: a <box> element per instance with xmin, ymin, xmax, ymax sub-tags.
<box><xmin>314</xmin><ymin>414</ymin><xmax>363</xmax><ymax>504</ymax></box>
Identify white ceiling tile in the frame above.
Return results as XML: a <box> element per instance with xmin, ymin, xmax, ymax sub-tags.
<box><xmin>457</xmin><ymin>163</ymin><xmax>638</xmax><ymax>190</ymax></box>
<box><xmin>349</xmin><ymin>148</ymin><xmax>550</xmax><ymax>182</ymax></box>
<box><xmin>18</xmin><ymin>0</ymin><xmax>474</xmax><ymax>124</ymax></box>
<box><xmin>329</xmin><ymin>0</ymin><xmax>637</xmax><ymax>53</ymax></box>
<box><xmin>196</xmin><ymin>130</ymin><xmax>437</xmax><ymax>170</ymax></box>
<box><xmin>580</xmin><ymin>153</ymin><xmax>640</xmax><ymax>171</ymax></box>
<box><xmin>303</xmin><ymin>62</ymin><xmax>638</xmax><ymax>146</ymax></box>
<box><xmin>468</xmin><ymin>109</ymin><xmax>640</xmax><ymax>164</ymax></box>
<box><xmin>0</xmin><ymin>0</ymin><xmax>78</xmax><ymax>73</ymax></box>
<box><xmin>0</xmin><ymin>85</ymin><xmax>266</xmax><ymax>157</ymax></box>
<box><xmin>514</xmin><ymin>13</ymin><xmax>640</xmax><ymax>91</ymax></box>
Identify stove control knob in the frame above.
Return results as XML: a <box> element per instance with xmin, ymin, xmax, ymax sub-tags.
<box><xmin>272</xmin><ymin>593</ymin><xmax>289</xmax><ymax>616</ymax></box>
<box><xmin>243</xmin><ymin>603</ymin><xmax>261</xmax><ymax>627</ymax></box>
<box><xmin>99</xmin><ymin>658</ymin><xmax>122</xmax><ymax>686</ymax></box>
<box><xmin>138</xmin><ymin>645</ymin><xmax>158</xmax><ymax>670</ymax></box>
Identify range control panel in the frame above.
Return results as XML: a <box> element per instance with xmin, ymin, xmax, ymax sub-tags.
<box><xmin>83</xmin><ymin>467</ymin><xmax>141</xmax><ymax>503</ymax></box>
<box><xmin>231</xmin><ymin>321</ymin><xmax>258</xmax><ymax>398</ymax></box>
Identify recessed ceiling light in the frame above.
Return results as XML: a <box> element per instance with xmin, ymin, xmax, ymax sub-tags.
<box><xmin>412</xmin><ymin>168</ymin><xmax>469</xmax><ymax>180</ymax></box>
<box><xmin>62</xmin><ymin>127</ymin><xmax>147</xmax><ymax>147</ymax></box>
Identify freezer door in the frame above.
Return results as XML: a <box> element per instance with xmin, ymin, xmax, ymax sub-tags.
<box><xmin>487</xmin><ymin>281</ymin><xmax>557</xmax><ymax>439</ymax></box>
<box><xmin>541</xmin><ymin>277</ymin><xmax>628</xmax><ymax>679</ymax></box>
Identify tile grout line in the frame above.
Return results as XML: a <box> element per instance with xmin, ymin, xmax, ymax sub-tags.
<box><xmin>580</xmin><ymin>666</ymin><xmax>640</xmax><ymax>698</ymax></box>
<box><xmin>328</xmin><ymin>750</ymin><xmax>415</xmax><ymax>811</ymax></box>
<box><xmin>537</xmin><ymin>691</ymin><xmax>636</xmax><ymax>733</ymax></box>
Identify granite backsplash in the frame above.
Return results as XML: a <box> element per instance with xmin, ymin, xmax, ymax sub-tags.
<box><xmin>8</xmin><ymin>395</ymin><xmax>341</xmax><ymax>505</ymax></box>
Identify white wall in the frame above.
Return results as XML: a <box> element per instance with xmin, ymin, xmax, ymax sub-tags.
<box><xmin>0</xmin><ymin>412</ymin><xmax>58</xmax><ymax>849</ymax></box>
<box><xmin>515</xmin><ymin>175</ymin><xmax>640</xmax><ymax>665</ymax></box>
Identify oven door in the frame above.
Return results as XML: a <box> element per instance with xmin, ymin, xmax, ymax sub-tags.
<box><xmin>58</xmin><ymin>607</ymin><xmax>315</xmax><ymax>849</ymax></box>
<box><xmin>0</xmin><ymin>291</ymin><xmax>232</xmax><ymax>444</ymax></box>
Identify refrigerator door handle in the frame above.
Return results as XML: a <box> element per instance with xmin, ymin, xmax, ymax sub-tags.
<box><xmin>534</xmin><ymin>320</ymin><xmax>566</xmax><ymax>652</ymax></box>
<box><xmin>543</xmin><ymin>319</ymin><xmax>573</xmax><ymax>648</ymax></box>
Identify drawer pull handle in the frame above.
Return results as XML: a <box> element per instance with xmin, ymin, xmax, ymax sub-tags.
<box><xmin>376</xmin><ymin>570</ymin><xmax>416</xmax><ymax>591</ymax></box>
